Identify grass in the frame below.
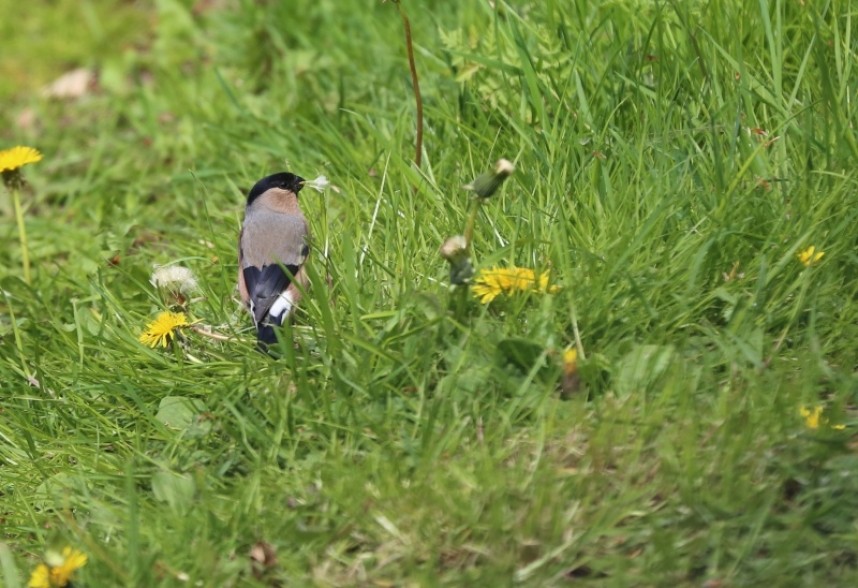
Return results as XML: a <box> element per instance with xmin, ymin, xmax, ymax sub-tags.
<box><xmin>1</xmin><ymin>0</ymin><xmax>857</xmax><ymax>585</ymax></box>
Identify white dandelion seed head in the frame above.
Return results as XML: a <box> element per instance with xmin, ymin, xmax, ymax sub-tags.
<box><xmin>150</xmin><ymin>265</ymin><xmax>199</xmax><ymax>294</ymax></box>
<box><xmin>304</xmin><ymin>175</ymin><xmax>330</xmax><ymax>193</ymax></box>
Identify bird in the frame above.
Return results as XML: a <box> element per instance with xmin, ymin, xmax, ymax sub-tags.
<box><xmin>238</xmin><ymin>171</ymin><xmax>310</xmax><ymax>346</ymax></box>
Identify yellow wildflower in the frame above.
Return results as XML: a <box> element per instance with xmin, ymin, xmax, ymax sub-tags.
<box><xmin>800</xmin><ymin>405</ymin><xmax>822</xmax><ymax>430</ymax></box>
<box><xmin>800</xmin><ymin>405</ymin><xmax>846</xmax><ymax>431</ymax></box>
<box><xmin>3</xmin><ymin>146</ymin><xmax>43</xmax><ymax>281</ymax></box>
<box><xmin>28</xmin><ymin>564</ymin><xmax>50</xmax><ymax>588</ymax></box>
<box><xmin>560</xmin><ymin>347</ymin><xmax>580</xmax><ymax>397</ymax></box>
<box><xmin>797</xmin><ymin>245</ymin><xmax>824</xmax><ymax>267</ymax></box>
<box><xmin>0</xmin><ymin>146</ymin><xmax>42</xmax><ymax>173</ymax></box>
<box><xmin>28</xmin><ymin>547</ymin><xmax>87</xmax><ymax>588</ymax></box>
<box><xmin>471</xmin><ymin>266</ymin><xmax>559</xmax><ymax>303</ymax></box>
<box><xmin>139</xmin><ymin>311</ymin><xmax>191</xmax><ymax>348</ymax></box>
<box><xmin>562</xmin><ymin>348</ymin><xmax>578</xmax><ymax>374</ymax></box>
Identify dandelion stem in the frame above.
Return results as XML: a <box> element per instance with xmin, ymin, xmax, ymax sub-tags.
<box><xmin>3</xmin><ymin>289</ymin><xmax>30</xmax><ymax>379</ymax></box>
<box><xmin>570</xmin><ymin>307</ymin><xmax>586</xmax><ymax>361</ymax></box>
<box><xmin>448</xmin><ymin>278</ymin><xmax>470</xmax><ymax>321</ymax></box>
<box><xmin>463</xmin><ymin>200</ymin><xmax>480</xmax><ymax>249</ymax></box>
<box><xmin>11</xmin><ymin>187</ymin><xmax>31</xmax><ymax>284</ymax></box>
<box><xmin>191</xmin><ymin>324</ymin><xmax>234</xmax><ymax>342</ymax></box>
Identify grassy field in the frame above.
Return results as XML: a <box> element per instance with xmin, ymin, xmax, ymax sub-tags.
<box><xmin>2</xmin><ymin>0</ymin><xmax>857</xmax><ymax>585</ymax></box>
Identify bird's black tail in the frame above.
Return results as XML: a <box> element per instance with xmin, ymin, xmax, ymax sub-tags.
<box><xmin>256</xmin><ymin>323</ymin><xmax>278</xmax><ymax>346</ymax></box>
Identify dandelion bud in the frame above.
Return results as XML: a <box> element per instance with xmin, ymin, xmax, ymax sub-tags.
<box><xmin>439</xmin><ymin>235</ymin><xmax>473</xmax><ymax>285</ymax></box>
<box><xmin>464</xmin><ymin>158</ymin><xmax>515</xmax><ymax>199</ymax></box>
<box><xmin>439</xmin><ymin>235</ymin><xmax>467</xmax><ymax>262</ymax></box>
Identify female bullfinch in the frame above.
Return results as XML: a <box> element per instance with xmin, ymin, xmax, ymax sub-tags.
<box><xmin>238</xmin><ymin>172</ymin><xmax>310</xmax><ymax>345</ymax></box>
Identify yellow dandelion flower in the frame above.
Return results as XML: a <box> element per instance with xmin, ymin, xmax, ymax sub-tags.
<box><xmin>139</xmin><ymin>311</ymin><xmax>191</xmax><ymax>348</ymax></box>
<box><xmin>562</xmin><ymin>348</ymin><xmax>578</xmax><ymax>374</ymax></box>
<box><xmin>49</xmin><ymin>548</ymin><xmax>87</xmax><ymax>587</ymax></box>
<box><xmin>800</xmin><ymin>405</ymin><xmax>822</xmax><ymax>430</ymax></box>
<box><xmin>2</xmin><ymin>147</ymin><xmax>43</xmax><ymax>282</ymax></box>
<box><xmin>797</xmin><ymin>245</ymin><xmax>824</xmax><ymax>267</ymax></box>
<box><xmin>28</xmin><ymin>564</ymin><xmax>51</xmax><ymax>588</ymax></box>
<box><xmin>28</xmin><ymin>547</ymin><xmax>87</xmax><ymax>588</ymax></box>
<box><xmin>471</xmin><ymin>266</ymin><xmax>559</xmax><ymax>303</ymax></box>
<box><xmin>560</xmin><ymin>347</ymin><xmax>580</xmax><ymax>397</ymax></box>
<box><xmin>0</xmin><ymin>146</ymin><xmax>42</xmax><ymax>173</ymax></box>
<box><xmin>800</xmin><ymin>405</ymin><xmax>845</xmax><ymax>431</ymax></box>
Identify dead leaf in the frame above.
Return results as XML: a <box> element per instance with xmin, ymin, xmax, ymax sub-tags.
<box><xmin>42</xmin><ymin>68</ymin><xmax>96</xmax><ymax>99</ymax></box>
<box><xmin>193</xmin><ymin>0</ymin><xmax>225</xmax><ymax>14</ymax></box>
<box><xmin>16</xmin><ymin>108</ymin><xmax>37</xmax><ymax>131</ymax></box>
<box><xmin>250</xmin><ymin>541</ymin><xmax>277</xmax><ymax>580</ymax></box>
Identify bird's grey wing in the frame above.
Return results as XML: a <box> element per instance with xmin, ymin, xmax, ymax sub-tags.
<box><xmin>239</xmin><ymin>212</ymin><xmax>309</xmax><ymax>325</ymax></box>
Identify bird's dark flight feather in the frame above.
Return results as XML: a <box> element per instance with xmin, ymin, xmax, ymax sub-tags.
<box><xmin>243</xmin><ymin>263</ymin><xmax>300</xmax><ymax>326</ymax></box>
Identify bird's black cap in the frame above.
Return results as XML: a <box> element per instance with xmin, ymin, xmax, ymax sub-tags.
<box><xmin>247</xmin><ymin>172</ymin><xmax>305</xmax><ymax>205</ymax></box>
